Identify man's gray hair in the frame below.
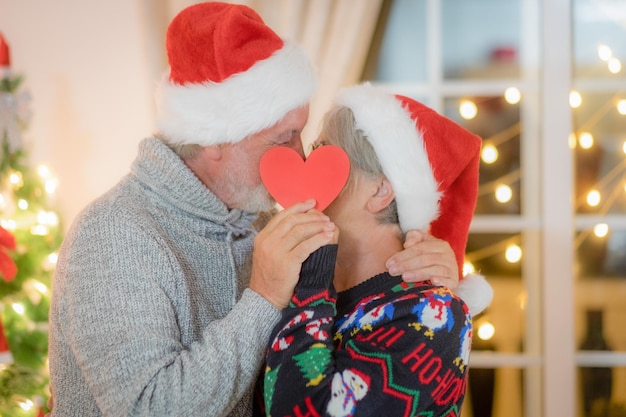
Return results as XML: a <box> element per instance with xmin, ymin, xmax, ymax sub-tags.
<box><xmin>156</xmin><ymin>134</ymin><xmax>203</xmax><ymax>160</ymax></box>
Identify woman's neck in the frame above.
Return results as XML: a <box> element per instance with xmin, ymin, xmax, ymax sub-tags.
<box><xmin>333</xmin><ymin>224</ymin><xmax>404</xmax><ymax>292</ymax></box>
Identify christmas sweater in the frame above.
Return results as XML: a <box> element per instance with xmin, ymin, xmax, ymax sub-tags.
<box><xmin>258</xmin><ymin>245</ymin><xmax>472</xmax><ymax>417</ymax></box>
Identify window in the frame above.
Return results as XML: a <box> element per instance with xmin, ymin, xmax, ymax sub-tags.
<box><xmin>361</xmin><ymin>0</ymin><xmax>626</xmax><ymax>416</ymax></box>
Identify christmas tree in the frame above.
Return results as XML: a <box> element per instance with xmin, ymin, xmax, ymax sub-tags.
<box><xmin>0</xmin><ymin>32</ymin><xmax>63</xmax><ymax>417</ymax></box>
<box><xmin>293</xmin><ymin>343</ymin><xmax>332</xmax><ymax>387</ymax></box>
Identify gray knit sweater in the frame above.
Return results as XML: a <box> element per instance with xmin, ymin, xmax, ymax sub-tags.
<box><xmin>48</xmin><ymin>137</ymin><xmax>281</xmax><ymax>417</ymax></box>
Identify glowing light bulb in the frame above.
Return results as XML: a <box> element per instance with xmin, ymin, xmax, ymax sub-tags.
<box><xmin>45</xmin><ymin>178</ymin><xmax>58</xmax><ymax>194</ymax></box>
<box><xmin>43</xmin><ymin>252</ymin><xmax>59</xmax><ymax>271</ymax></box>
<box><xmin>48</xmin><ymin>252</ymin><xmax>58</xmax><ymax>264</ymax></box>
<box><xmin>569</xmin><ymin>133</ymin><xmax>577</xmax><ymax>149</ymax></box>
<box><xmin>495</xmin><ymin>184</ymin><xmax>513</xmax><ymax>203</ymax></box>
<box><xmin>593</xmin><ymin>223</ymin><xmax>609</xmax><ymax>238</ymax></box>
<box><xmin>37</xmin><ymin>210</ymin><xmax>59</xmax><ymax>226</ymax></box>
<box><xmin>1</xmin><ymin>219</ymin><xmax>16</xmax><ymax>230</ymax></box>
<box><xmin>505</xmin><ymin>244</ymin><xmax>522</xmax><ymax>263</ymax></box>
<box><xmin>459</xmin><ymin>100</ymin><xmax>478</xmax><ymax>120</ymax></box>
<box><xmin>623</xmin><ymin>140</ymin><xmax>626</xmax><ymax>154</ymax></box>
<box><xmin>37</xmin><ymin>165</ymin><xmax>51</xmax><ymax>178</ymax></box>
<box><xmin>587</xmin><ymin>189</ymin><xmax>601</xmax><ymax>207</ymax></box>
<box><xmin>598</xmin><ymin>44</ymin><xmax>612</xmax><ymax>61</ymax></box>
<box><xmin>478</xmin><ymin>322</ymin><xmax>495</xmax><ymax>340</ymax></box>
<box><xmin>608</xmin><ymin>58</ymin><xmax>622</xmax><ymax>74</ymax></box>
<box><xmin>570</xmin><ymin>91</ymin><xmax>582</xmax><ymax>108</ymax></box>
<box><xmin>32</xmin><ymin>280</ymin><xmax>48</xmax><ymax>294</ymax></box>
<box><xmin>12</xmin><ymin>302</ymin><xmax>25</xmax><ymax>315</ymax></box>
<box><xmin>31</xmin><ymin>225</ymin><xmax>49</xmax><ymax>236</ymax></box>
<box><xmin>617</xmin><ymin>100</ymin><xmax>626</xmax><ymax>115</ymax></box>
<box><xmin>18</xmin><ymin>399</ymin><xmax>34</xmax><ymax>411</ymax></box>
<box><xmin>37</xmin><ymin>211</ymin><xmax>48</xmax><ymax>224</ymax></box>
<box><xmin>9</xmin><ymin>171</ymin><xmax>23</xmax><ymax>187</ymax></box>
<box><xmin>17</xmin><ymin>199</ymin><xmax>28</xmax><ymax>210</ymax></box>
<box><xmin>579</xmin><ymin>132</ymin><xmax>594</xmax><ymax>149</ymax></box>
<box><xmin>504</xmin><ymin>87</ymin><xmax>521</xmax><ymax>104</ymax></box>
<box><xmin>463</xmin><ymin>261</ymin><xmax>475</xmax><ymax>276</ymax></box>
<box><xmin>481</xmin><ymin>144</ymin><xmax>499</xmax><ymax>164</ymax></box>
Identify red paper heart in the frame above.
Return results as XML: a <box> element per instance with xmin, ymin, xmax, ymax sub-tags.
<box><xmin>260</xmin><ymin>145</ymin><xmax>350</xmax><ymax>211</ymax></box>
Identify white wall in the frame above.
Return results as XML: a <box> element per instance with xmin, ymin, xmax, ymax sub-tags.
<box><xmin>0</xmin><ymin>0</ymin><xmax>156</xmax><ymax>231</ymax></box>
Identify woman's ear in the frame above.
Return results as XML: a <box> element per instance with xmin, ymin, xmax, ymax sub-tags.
<box><xmin>367</xmin><ymin>178</ymin><xmax>395</xmax><ymax>214</ymax></box>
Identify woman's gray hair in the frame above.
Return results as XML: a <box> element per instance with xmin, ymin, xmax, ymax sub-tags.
<box><xmin>318</xmin><ymin>105</ymin><xmax>398</xmax><ymax>225</ymax></box>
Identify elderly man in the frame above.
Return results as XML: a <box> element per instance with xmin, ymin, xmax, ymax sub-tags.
<box><xmin>48</xmin><ymin>3</ymin><xmax>462</xmax><ymax>416</ymax></box>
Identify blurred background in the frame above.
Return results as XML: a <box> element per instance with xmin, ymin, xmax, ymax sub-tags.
<box><xmin>0</xmin><ymin>0</ymin><xmax>625</xmax><ymax>416</ymax></box>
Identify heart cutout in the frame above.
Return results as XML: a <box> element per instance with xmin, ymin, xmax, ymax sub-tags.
<box><xmin>260</xmin><ymin>145</ymin><xmax>350</xmax><ymax>211</ymax></box>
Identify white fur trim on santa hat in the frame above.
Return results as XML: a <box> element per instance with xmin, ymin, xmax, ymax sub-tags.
<box><xmin>455</xmin><ymin>273</ymin><xmax>493</xmax><ymax>316</ymax></box>
<box><xmin>335</xmin><ymin>84</ymin><xmax>440</xmax><ymax>232</ymax></box>
<box><xmin>155</xmin><ymin>42</ymin><xmax>317</xmax><ymax>146</ymax></box>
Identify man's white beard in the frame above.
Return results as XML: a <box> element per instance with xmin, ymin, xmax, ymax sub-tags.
<box><xmin>221</xmin><ymin>167</ymin><xmax>275</xmax><ymax>213</ymax></box>
<box><xmin>236</xmin><ymin>182</ymin><xmax>275</xmax><ymax>213</ymax></box>
<box><xmin>221</xmin><ymin>143</ymin><xmax>276</xmax><ymax>213</ymax></box>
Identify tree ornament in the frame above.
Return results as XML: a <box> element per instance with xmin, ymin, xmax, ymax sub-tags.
<box><xmin>0</xmin><ymin>318</ymin><xmax>12</xmax><ymax>364</ymax></box>
<box><xmin>0</xmin><ymin>226</ymin><xmax>16</xmax><ymax>282</ymax></box>
<box><xmin>0</xmin><ymin>31</ymin><xmax>10</xmax><ymax>74</ymax></box>
<box><xmin>0</xmin><ymin>33</ymin><xmax>31</xmax><ymax>159</ymax></box>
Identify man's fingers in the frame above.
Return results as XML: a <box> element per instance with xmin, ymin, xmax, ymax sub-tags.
<box><xmin>388</xmin><ymin>253</ymin><xmax>452</xmax><ymax>277</ymax></box>
<box><xmin>392</xmin><ymin>239</ymin><xmax>451</xmax><ymax>266</ymax></box>
<box><xmin>386</xmin><ymin>240</ymin><xmax>458</xmax><ymax>287</ymax></box>
<box><xmin>403</xmin><ymin>229</ymin><xmax>429</xmax><ymax>248</ymax></box>
<box><xmin>262</xmin><ymin>212</ymin><xmax>333</xmax><ymax>253</ymax></box>
<box><xmin>251</xmin><ymin>203</ymin><xmax>336</xmax><ymax>309</ymax></box>
<box><xmin>258</xmin><ymin>205</ymin><xmax>329</xmax><ymax>247</ymax></box>
<box><xmin>264</xmin><ymin>199</ymin><xmax>318</xmax><ymax>232</ymax></box>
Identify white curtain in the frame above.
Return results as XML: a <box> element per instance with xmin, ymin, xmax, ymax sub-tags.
<box><xmin>257</xmin><ymin>0</ymin><xmax>384</xmax><ymax>145</ymax></box>
<box><xmin>138</xmin><ymin>0</ymin><xmax>383</xmax><ymax>145</ymax></box>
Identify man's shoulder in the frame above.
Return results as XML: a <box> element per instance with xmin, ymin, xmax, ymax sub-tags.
<box><xmin>64</xmin><ymin>178</ymin><xmax>155</xmax><ymax>242</ymax></box>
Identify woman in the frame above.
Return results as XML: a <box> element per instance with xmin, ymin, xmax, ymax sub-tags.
<box><xmin>255</xmin><ymin>83</ymin><xmax>491</xmax><ymax>416</ymax></box>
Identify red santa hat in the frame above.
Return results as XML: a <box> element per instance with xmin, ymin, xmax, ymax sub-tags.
<box><xmin>155</xmin><ymin>2</ymin><xmax>317</xmax><ymax>146</ymax></box>
<box><xmin>335</xmin><ymin>83</ymin><xmax>492</xmax><ymax>315</ymax></box>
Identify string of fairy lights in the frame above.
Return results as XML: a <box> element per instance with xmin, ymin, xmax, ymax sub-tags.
<box><xmin>459</xmin><ymin>44</ymin><xmax>625</xmax><ymax>338</ymax></box>
<box><xmin>0</xmin><ymin>165</ymin><xmax>60</xmax><ymax>414</ymax></box>
<box><xmin>459</xmin><ymin>80</ymin><xmax>526</xmax><ymax>278</ymax></box>
<box><xmin>1</xmin><ymin>169</ymin><xmax>59</xmax><ymax>278</ymax></box>
<box><xmin>1</xmin><ymin>166</ymin><xmax>60</xmax><ymax>242</ymax></box>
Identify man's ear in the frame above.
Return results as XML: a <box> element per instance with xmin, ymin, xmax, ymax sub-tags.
<box><xmin>367</xmin><ymin>178</ymin><xmax>395</xmax><ymax>214</ymax></box>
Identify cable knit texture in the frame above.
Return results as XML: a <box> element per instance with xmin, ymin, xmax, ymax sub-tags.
<box><xmin>48</xmin><ymin>137</ymin><xmax>281</xmax><ymax>417</ymax></box>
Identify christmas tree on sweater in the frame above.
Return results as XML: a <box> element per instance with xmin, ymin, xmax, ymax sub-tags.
<box><xmin>0</xmin><ymin>32</ymin><xmax>63</xmax><ymax>417</ymax></box>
